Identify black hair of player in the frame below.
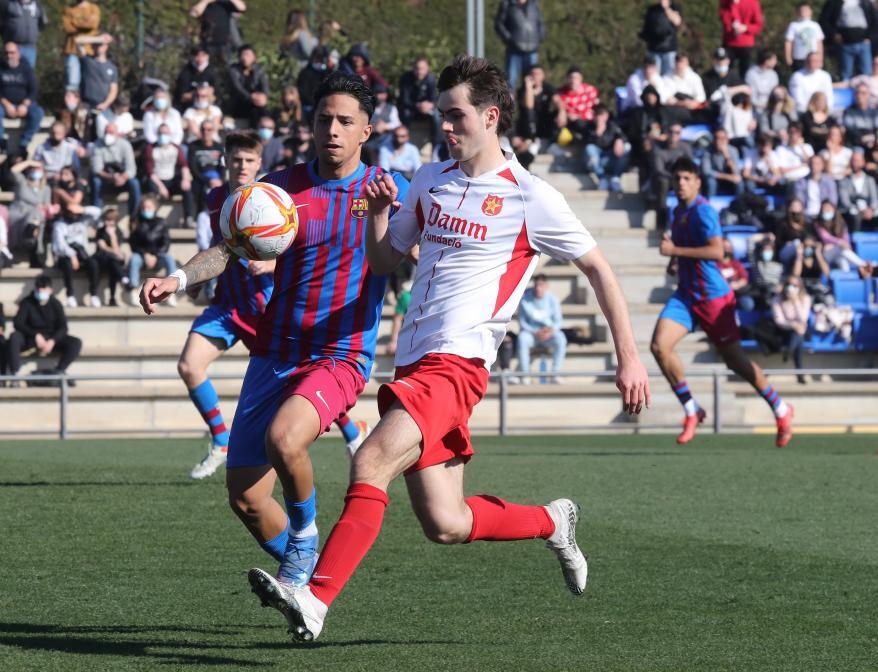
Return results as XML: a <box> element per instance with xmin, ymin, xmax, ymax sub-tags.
<box><xmin>313</xmin><ymin>72</ymin><xmax>375</xmax><ymax>121</ymax></box>
<box><xmin>225</xmin><ymin>130</ymin><xmax>262</xmax><ymax>155</ymax></box>
<box><xmin>670</xmin><ymin>156</ymin><xmax>700</xmax><ymax>177</ymax></box>
<box><xmin>438</xmin><ymin>54</ymin><xmax>514</xmax><ymax>136</ymax></box>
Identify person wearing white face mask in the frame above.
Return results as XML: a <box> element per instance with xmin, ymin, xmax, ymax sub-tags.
<box><xmin>182</xmin><ymin>83</ymin><xmax>222</xmax><ymax>144</ymax></box>
<box><xmin>90</xmin><ymin>121</ymin><xmax>140</xmax><ymax>216</ymax></box>
<box><xmin>144</xmin><ymin>122</ymin><xmax>195</xmax><ymax>227</ymax></box>
<box><xmin>127</xmin><ymin>195</ymin><xmax>178</xmax><ymax>306</ymax></box>
<box><xmin>815</xmin><ymin>199</ymin><xmax>875</xmax><ymax>276</ymax></box>
<box><xmin>143</xmin><ymin>89</ymin><xmax>184</xmax><ymax>146</ymax></box>
<box><xmin>7</xmin><ymin>274</ymin><xmax>83</xmax><ymax>386</ymax></box>
<box><xmin>772</xmin><ymin>276</ymin><xmax>811</xmax><ymax>384</ymax></box>
<box><xmin>702</xmin><ymin>47</ymin><xmax>749</xmax><ymax>123</ymax></box>
<box><xmin>174</xmin><ymin>45</ymin><xmax>218</xmax><ymax>110</ymax></box>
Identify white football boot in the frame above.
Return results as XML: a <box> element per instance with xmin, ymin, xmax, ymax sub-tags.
<box><xmin>345</xmin><ymin>420</ymin><xmax>370</xmax><ymax>458</ymax></box>
<box><xmin>189</xmin><ymin>442</ymin><xmax>227</xmax><ymax>480</ymax></box>
<box><xmin>248</xmin><ymin>568</ymin><xmax>327</xmax><ymax>642</ymax></box>
<box><xmin>544</xmin><ymin>498</ymin><xmax>588</xmax><ymax>595</ymax></box>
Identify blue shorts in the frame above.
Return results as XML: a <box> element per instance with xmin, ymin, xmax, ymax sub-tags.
<box><xmin>659</xmin><ymin>290</ymin><xmax>740</xmax><ymax>347</ymax></box>
<box><xmin>227</xmin><ymin>356</ymin><xmax>365</xmax><ymax>469</ymax></box>
<box><xmin>191</xmin><ymin>304</ymin><xmax>259</xmax><ymax>350</ymax></box>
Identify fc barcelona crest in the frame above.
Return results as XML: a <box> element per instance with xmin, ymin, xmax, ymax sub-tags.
<box><xmin>351</xmin><ymin>198</ymin><xmax>368</xmax><ymax>219</ymax></box>
<box><xmin>481</xmin><ymin>194</ymin><xmax>503</xmax><ymax>216</ymax></box>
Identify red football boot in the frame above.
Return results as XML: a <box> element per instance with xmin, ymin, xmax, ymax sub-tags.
<box><xmin>775</xmin><ymin>405</ymin><xmax>794</xmax><ymax>448</ymax></box>
<box><xmin>677</xmin><ymin>408</ymin><xmax>707</xmax><ymax>445</ymax></box>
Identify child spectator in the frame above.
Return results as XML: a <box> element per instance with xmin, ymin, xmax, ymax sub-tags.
<box><xmin>144</xmin><ymin>123</ymin><xmax>195</xmax><ymax>228</ymax></box>
<box><xmin>771</xmin><ymin>276</ymin><xmax>811</xmax><ymax>384</ymax></box>
<box><xmin>839</xmin><ymin>148</ymin><xmax>878</xmax><ymax>231</ymax></box>
<box><xmin>785</xmin><ymin>2</ymin><xmax>824</xmax><ymax>72</ymax></box>
<box><xmin>93</xmin><ymin>208</ymin><xmax>127</xmax><ymax>306</ymax></box>
<box><xmin>127</xmin><ymin>195</ymin><xmax>177</xmax><ymax>305</ymax></box>
<box><xmin>52</xmin><ymin>206</ymin><xmax>100</xmax><ymax>307</ymax></box>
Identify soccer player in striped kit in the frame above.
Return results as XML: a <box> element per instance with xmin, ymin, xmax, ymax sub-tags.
<box><xmin>249</xmin><ymin>55</ymin><xmax>651</xmax><ymax>642</ymax></box>
<box><xmin>141</xmin><ymin>74</ymin><xmax>408</xmax><ymax>588</ymax></box>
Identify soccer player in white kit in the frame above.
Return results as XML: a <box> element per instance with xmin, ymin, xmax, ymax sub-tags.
<box><xmin>247</xmin><ymin>54</ymin><xmax>651</xmax><ymax>642</ymax></box>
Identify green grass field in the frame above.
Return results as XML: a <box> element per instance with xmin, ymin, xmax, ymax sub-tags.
<box><xmin>1</xmin><ymin>434</ymin><xmax>876</xmax><ymax>671</ymax></box>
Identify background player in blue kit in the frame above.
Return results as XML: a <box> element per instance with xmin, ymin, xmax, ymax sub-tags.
<box><xmin>650</xmin><ymin>157</ymin><xmax>794</xmax><ymax>447</ymax></box>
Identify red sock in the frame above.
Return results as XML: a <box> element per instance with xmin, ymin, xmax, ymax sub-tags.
<box><xmin>465</xmin><ymin>495</ymin><xmax>555</xmax><ymax>543</ymax></box>
<box><xmin>309</xmin><ymin>483</ymin><xmax>389</xmax><ymax>606</ymax></box>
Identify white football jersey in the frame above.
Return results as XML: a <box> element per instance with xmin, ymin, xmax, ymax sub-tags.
<box><xmin>388</xmin><ymin>153</ymin><xmax>597</xmax><ymax>369</ymax></box>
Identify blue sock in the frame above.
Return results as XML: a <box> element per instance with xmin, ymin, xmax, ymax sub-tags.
<box><xmin>336</xmin><ymin>414</ymin><xmax>359</xmax><ymax>443</ymax></box>
<box><xmin>285</xmin><ymin>488</ymin><xmax>317</xmax><ymax>536</ymax></box>
<box><xmin>259</xmin><ymin>525</ymin><xmax>290</xmax><ymax>562</ymax></box>
<box><xmin>188</xmin><ymin>379</ymin><xmax>230</xmax><ymax>447</ymax></box>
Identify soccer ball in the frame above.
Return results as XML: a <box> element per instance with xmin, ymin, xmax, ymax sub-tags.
<box><xmin>219</xmin><ymin>182</ymin><xmax>299</xmax><ymax>260</ymax></box>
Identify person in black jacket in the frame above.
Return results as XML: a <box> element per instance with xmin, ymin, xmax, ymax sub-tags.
<box><xmin>0</xmin><ymin>301</ymin><xmax>8</xmax><ymax>376</ymax></box>
<box><xmin>494</xmin><ymin>0</ymin><xmax>545</xmax><ymax>90</ymax></box>
<box><xmin>584</xmin><ymin>104</ymin><xmax>629</xmax><ymax>193</ymax></box>
<box><xmin>7</xmin><ymin>275</ymin><xmax>82</xmax><ymax>383</ymax></box>
<box><xmin>296</xmin><ymin>45</ymin><xmax>331</xmax><ymax>122</ymax></box>
<box><xmin>819</xmin><ymin>0</ymin><xmax>877</xmax><ymax>81</ymax></box>
<box><xmin>227</xmin><ymin>43</ymin><xmax>269</xmax><ymax>126</ymax></box>
<box><xmin>639</xmin><ymin>1</ymin><xmax>683</xmax><ymax>76</ymax></box>
<box><xmin>397</xmin><ymin>57</ymin><xmax>439</xmax><ymax>145</ymax></box>
<box><xmin>127</xmin><ymin>195</ymin><xmax>177</xmax><ymax>306</ymax></box>
<box><xmin>174</xmin><ymin>45</ymin><xmax>219</xmax><ymax>110</ymax></box>
<box><xmin>0</xmin><ymin>41</ymin><xmax>45</xmax><ymax>156</ymax></box>
<box><xmin>0</xmin><ymin>0</ymin><xmax>48</xmax><ymax>68</ymax></box>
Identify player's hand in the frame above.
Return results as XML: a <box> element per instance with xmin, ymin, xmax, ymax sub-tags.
<box><xmin>616</xmin><ymin>356</ymin><xmax>651</xmax><ymax>415</ymax></box>
<box><xmin>364</xmin><ymin>173</ymin><xmax>400</xmax><ymax>213</ymax></box>
<box><xmin>659</xmin><ymin>232</ymin><xmax>676</xmax><ymax>257</ymax></box>
<box><xmin>247</xmin><ymin>259</ymin><xmax>275</xmax><ymax>276</ymax></box>
<box><xmin>139</xmin><ymin>277</ymin><xmax>178</xmax><ymax>315</ymax></box>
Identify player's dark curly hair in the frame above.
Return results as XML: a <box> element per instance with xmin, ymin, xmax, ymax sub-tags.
<box><xmin>438</xmin><ymin>54</ymin><xmax>514</xmax><ymax>136</ymax></box>
<box><xmin>314</xmin><ymin>72</ymin><xmax>375</xmax><ymax>120</ymax></box>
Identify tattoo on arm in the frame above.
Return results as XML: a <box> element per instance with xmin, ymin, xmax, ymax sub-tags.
<box><xmin>180</xmin><ymin>244</ymin><xmax>232</xmax><ymax>286</ymax></box>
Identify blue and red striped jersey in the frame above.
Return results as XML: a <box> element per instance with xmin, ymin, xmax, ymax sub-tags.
<box><xmin>671</xmin><ymin>196</ymin><xmax>730</xmax><ymax>301</ymax></box>
<box><xmin>207</xmin><ymin>184</ymin><xmax>274</xmax><ymax>317</ymax></box>
<box><xmin>254</xmin><ymin>160</ymin><xmax>409</xmax><ymax>378</ymax></box>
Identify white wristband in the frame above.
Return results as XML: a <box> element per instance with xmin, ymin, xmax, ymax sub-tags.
<box><xmin>169</xmin><ymin>269</ymin><xmax>188</xmax><ymax>293</ymax></box>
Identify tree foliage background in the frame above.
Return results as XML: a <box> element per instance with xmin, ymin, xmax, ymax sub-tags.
<box><xmin>33</xmin><ymin>1</ymin><xmax>806</xmax><ymax>111</ymax></box>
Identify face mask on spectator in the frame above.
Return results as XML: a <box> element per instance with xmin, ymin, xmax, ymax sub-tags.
<box><xmin>194</xmin><ymin>99</ymin><xmax>209</xmax><ymax>110</ymax></box>
<box><xmin>715</xmin><ymin>64</ymin><xmax>729</xmax><ymax>76</ymax></box>
<box><xmin>29</xmin><ymin>170</ymin><xmax>43</xmax><ymax>181</ymax></box>
<box><xmin>821</xmin><ymin>211</ymin><xmax>834</xmax><ymax>221</ymax></box>
<box><xmin>258</xmin><ymin>127</ymin><xmax>274</xmax><ymax>141</ymax></box>
<box><xmin>804</xmin><ymin>247</ymin><xmax>815</xmax><ymax>258</ymax></box>
<box><xmin>193</xmin><ymin>59</ymin><xmax>208</xmax><ymax>72</ymax></box>
<box><xmin>154</xmin><ymin>97</ymin><xmax>169</xmax><ymax>111</ymax></box>
<box><xmin>66</xmin><ymin>100</ymin><xmax>78</xmax><ymax>112</ymax></box>
<box><xmin>790</xmin><ymin>212</ymin><xmax>804</xmax><ymax>223</ymax></box>
<box><xmin>35</xmin><ymin>289</ymin><xmax>50</xmax><ymax>303</ymax></box>
<box><xmin>104</xmin><ymin>134</ymin><xmax>117</xmax><ymax>146</ymax></box>
<box><xmin>141</xmin><ymin>209</ymin><xmax>156</xmax><ymax>220</ymax></box>
<box><xmin>786</xmin><ymin>284</ymin><xmax>799</xmax><ymax>295</ymax></box>
<box><xmin>761</xmin><ymin>249</ymin><xmax>774</xmax><ymax>262</ymax></box>
<box><xmin>158</xmin><ymin>134</ymin><xmax>171</xmax><ymax>146</ymax></box>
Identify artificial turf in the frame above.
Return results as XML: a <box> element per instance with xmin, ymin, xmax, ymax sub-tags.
<box><xmin>0</xmin><ymin>434</ymin><xmax>875</xmax><ymax>671</ymax></box>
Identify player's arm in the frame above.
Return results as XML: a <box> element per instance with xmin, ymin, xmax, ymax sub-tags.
<box><xmin>573</xmin><ymin>247</ymin><xmax>651</xmax><ymax>415</ymax></box>
<box><xmin>365</xmin><ymin>173</ymin><xmax>405</xmax><ymax>275</ymax></box>
<box><xmin>139</xmin><ymin>243</ymin><xmax>232</xmax><ymax>315</ymax></box>
<box><xmin>659</xmin><ymin>233</ymin><xmax>724</xmax><ymax>261</ymax></box>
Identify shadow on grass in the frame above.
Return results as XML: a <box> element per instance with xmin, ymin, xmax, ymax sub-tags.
<box><xmin>0</xmin><ymin>481</ymin><xmax>194</xmax><ymax>488</ymax></box>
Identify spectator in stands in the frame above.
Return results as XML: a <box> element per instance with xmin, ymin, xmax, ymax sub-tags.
<box><xmin>273</xmin><ymin>85</ymin><xmax>302</xmax><ymax>136</ymax></box>
<box><xmin>7</xmin><ymin>275</ymin><xmax>82</xmax><ymax>385</ymax></box>
<box><xmin>851</xmin><ymin>54</ymin><xmax>878</xmax><ymax>104</ymax></box>
<box><xmin>757</xmin><ymin>86</ymin><xmax>796</xmax><ymax>142</ymax></box>
<box><xmin>188</xmin><ymin>119</ymin><xmax>224</xmax><ymax>211</ymax></box>
<box><xmin>789</xmin><ymin>51</ymin><xmax>834</xmax><ymax>115</ymax></box>
<box><xmin>0</xmin><ymin>0</ymin><xmax>48</xmax><ymax>69</ymax></box>
<box><xmin>62</xmin><ymin>0</ymin><xmax>100</xmax><ymax>92</ymax></box>
<box><xmin>8</xmin><ymin>157</ymin><xmax>51</xmax><ymax>267</ymax></box>
<box><xmin>557</xmin><ymin>66</ymin><xmax>600</xmax><ymax>140</ymax></box>
<box><xmin>228</xmin><ymin>44</ymin><xmax>269</xmax><ymax>126</ymax></box>
<box><xmin>52</xmin><ymin>203</ymin><xmax>100</xmax><ymax>307</ymax></box>
<box><xmin>280</xmin><ymin>9</ymin><xmax>318</xmax><ymax>66</ymax></box>
<box><xmin>819</xmin><ymin>0</ymin><xmax>876</xmax><ymax>81</ymax></box>
<box><xmin>144</xmin><ymin>123</ymin><xmax>194</xmax><ymax>228</ymax></box>
<box><xmin>750</xmin><ymin>236</ymin><xmax>784</xmax><ymax>304</ymax></box>
<box><xmin>339</xmin><ymin>43</ymin><xmax>387</xmax><ymax>90</ymax></box>
<box><xmin>777</xmin><ymin>198</ymin><xmax>813</xmax><ymax>269</ymax></box>
<box><xmin>702</xmin><ymin>47</ymin><xmax>747</xmax><ymax>122</ymax></box>
<box><xmin>515</xmin><ymin>64</ymin><xmax>561</xmax><ymax>151</ymax></box>
<box><xmin>256</xmin><ymin>116</ymin><xmax>286</xmax><ymax>172</ymax></box>
<box><xmin>840</xmin><ymin>148</ymin><xmax>878</xmax><ymax>231</ymax></box>
<box><xmin>34</xmin><ymin>121</ymin><xmax>84</xmax><ymax>184</ymax></box>
<box><xmin>283</xmin><ymin>124</ymin><xmax>315</xmax><ymax>166</ymax></box>
<box><xmin>745</xmin><ymin>49</ymin><xmax>779</xmax><ymax>112</ymax></box>
<box><xmin>182</xmin><ymin>83</ymin><xmax>222</xmax><ymax>144</ymax></box>
<box><xmin>57</xmin><ymin>89</ymin><xmax>89</xmax><ymax>141</ymax></box>
<box><xmin>95</xmin><ymin>93</ymin><xmax>134</xmax><ymax>140</ymax></box>
<box><xmin>719</xmin><ymin>238</ymin><xmax>754</xmax><ymax>310</ymax></box>
<box><xmin>143</xmin><ymin>89</ymin><xmax>184</xmax><ymax>147</ymax></box>
<box><xmin>815</xmin><ymin>198</ymin><xmax>875</xmax><ymax>275</ymax></box>
<box><xmin>743</xmin><ymin>134</ymin><xmax>785</xmax><ymax>196</ymax></box>
<box><xmin>93</xmin><ymin>207</ymin><xmax>127</xmax><ymax>306</ymax></box>
<box><xmin>494</xmin><ymin>0</ymin><xmax>545</xmax><ymax>90</ymax></box>
<box><xmin>801</xmin><ymin>91</ymin><xmax>835</xmax><ymax>152</ymax></box>
<box><xmin>174</xmin><ymin>45</ymin><xmax>218</xmax><ymax>111</ymax></box>
<box><xmin>0</xmin><ymin>206</ymin><xmax>12</xmax><ymax>268</ymax></box>
<box><xmin>648</xmin><ymin>121</ymin><xmax>692</xmax><ymax>224</ymax></box>
<box><xmin>822</xmin><ymin>125</ymin><xmax>853</xmax><ymax>180</ymax></box>
<box><xmin>190</xmin><ymin>0</ymin><xmax>246</xmax><ymax>63</ymax></box>
<box><xmin>297</xmin><ymin>45</ymin><xmax>331</xmax><ymax>122</ymax></box>
<box><xmin>793</xmin><ymin>236</ymin><xmax>832</xmax><ymax>301</ymax></box>
<box><xmin>795</xmin><ymin>154</ymin><xmax>838</xmax><ymax>220</ymax></box>
<box><xmin>583</xmin><ymin>104</ymin><xmax>629</xmax><ymax>193</ymax></box>
<box><xmin>365</xmin><ymin>83</ymin><xmax>400</xmax><ymax>161</ymax></box>
<box><xmin>516</xmin><ymin>274</ymin><xmax>566</xmax><ymax>384</ymax></box>
<box><xmin>771</xmin><ymin>276</ymin><xmax>811</xmax><ymax>384</ymax></box>
<box><xmin>378</xmin><ymin>126</ymin><xmax>421</xmax><ymax>180</ymax></box>
<box><xmin>77</xmin><ymin>33</ymin><xmax>117</xmax><ymax>114</ymax></box>
<box><xmin>398</xmin><ymin>57</ymin><xmax>439</xmax><ymax>146</ymax></box>
<box><xmin>90</xmin><ymin>122</ymin><xmax>140</xmax><ymax>217</ymax></box>
<box><xmin>52</xmin><ymin>164</ymin><xmax>93</xmax><ymax>226</ymax></box>
<box><xmin>719</xmin><ymin>0</ymin><xmax>764</xmax><ymax>77</ymax></box>
<box><xmin>0</xmin><ymin>303</ymin><xmax>7</xmax><ymax>374</ymax></box>
<box><xmin>723</xmin><ymin>92</ymin><xmax>757</xmax><ymax>152</ymax></box>
<box><xmin>662</xmin><ymin>54</ymin><xmax>707</xmax><ymax>124</ymax></box>
<box><xmin>624</xmin><ymin>56</ymin><xmax>670</xmax><ymax>114</ymax></box>
<box><xmin>0</xmin><ymin>41</ymin><xmax>44</xmax><ymax>157</ymax></box>
<box><xmin>127</xmin><ymin>194</ymin><xmax>177</xmax><ymax>305</ymax></box>
<box><xmin>785</xmin><ymin>2</ymin><xmax>825</xmax><ymax>72</ymax></box>
<box><xmin>702</xmin><ymin>128</ymin><xmax>744</xmax><ymax>197</ymax></box>
<box><xmin>639</xmin><ymin>0</ymin><xmax>682</xmax><ymax>76</ymax></box>
<box><xmin>842</xmin><ymin>83</ymin><xmax>878</xmax><ymax>149</ymax></box>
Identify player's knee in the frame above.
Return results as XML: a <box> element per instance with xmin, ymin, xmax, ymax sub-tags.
<box><xmin>228</xmin><ymin>488</ymin><xmax>263</xmax><ymax>521</ymax></box>
<box><xmin>177</xmin><ymin>356</ymin><xmax>198</xmax><ymax>385</ymax></box>
<box><xmin>265</xmin><ymin>421</ymin><xmax>310</xmax><ymax>463</ymax></box>
<box><xmin>649</xmin><ymin>338</ymin><xmax>666</xmax><ymax>361</ymax></box>
<box><xmin>420</xmin><ymin>519</ymin><xmax>469</xmax><ymax>545</ymax></box>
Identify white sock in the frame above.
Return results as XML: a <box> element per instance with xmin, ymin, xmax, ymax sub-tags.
<box><xmin>683</xmin><ymin>399</ymin><xmax>700</xmax><ymax>417</ymax></box>
<box><xmin>774</xmin><ymin>400</ymin><xmax>789</xmax><ymax>418</ymax></box>
<box><xmin>290</xmin><ymin>519</ymin><xmax>318</xmax><ymax>540</ymax></box>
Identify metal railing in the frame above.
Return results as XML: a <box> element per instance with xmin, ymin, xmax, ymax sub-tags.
<box><xmin>1</xmin><ymin>367</ymin><xmax>876</xmax><ymax>439</ymax></box>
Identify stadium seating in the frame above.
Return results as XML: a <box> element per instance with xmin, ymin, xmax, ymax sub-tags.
<box><xmin>830</xmin><ymin>270</ymin><xmax>871</xmax><ymax>311</ymax></box>
<box><xmin>854</xmin><ymin>313</ymin><xmax>878</xmax><ymax>351</ymax></box>
<box><xmin>833</xmin><ymin>87</ymin><xmax>854</xmax><ymax>115</ymax></box>
<box><xmin>852</xmin><ymin>232</ymin><xmax>878</xmax><ymax>263</ymax></box>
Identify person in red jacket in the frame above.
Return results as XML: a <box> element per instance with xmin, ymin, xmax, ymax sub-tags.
<box><xmin>719</xmin><ymin>0</ymin><xmax>764</xmax><ymax>78</ymax></box>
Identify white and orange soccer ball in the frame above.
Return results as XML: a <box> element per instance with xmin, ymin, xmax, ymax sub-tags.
<box><xmin>219</xmin><ymin>182</ymin><xmax>299</xmax><ymax>260</ymax></box>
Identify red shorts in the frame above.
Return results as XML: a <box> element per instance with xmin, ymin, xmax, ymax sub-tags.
<box><xmin>692</xmin><ymin>291</ymin><xmax>741</xmax><ymax>347</ymax></box>
<box><xmin>282</xmin><ymin>358</ymin><xmax>366</xmax><ymax>433</ymax></box>
<box><xmin>230</xmin><ymin>309</ymin><xmax>260</xmax><ymax>351</ymax></box>
<box><xmin>378</xmin><ymin>353</ymin><xmax>490</xmax><ymax>474</ymax></box>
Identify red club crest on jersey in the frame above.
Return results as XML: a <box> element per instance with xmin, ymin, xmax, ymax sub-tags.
<box><xmin>350</xmin><ymin>198</ymin><xmax>368</xmax><ymax>219</ymax></box>
<box><xmin>481</xmin><ymin>194</ymin><xmax>503</xmax><ymax>216</ymax></box>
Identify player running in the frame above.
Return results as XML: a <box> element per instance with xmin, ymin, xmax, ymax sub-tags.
<box><xmin>650</xmin><ymin>156</ymin><xmax>794</xmax><ymax>447</ymax></box>
<box><xmin>247</xmin><ymin>55</ymin><xmax>651</xmax><ymax>642</ymax></box>
<box><xmin>177</xmin><ymin>131</ymin><xmax>369</xmax><ymax>480</ymax></box>
<box><xmin>141</xmin><ymin>74</ymin><xmax>408</xmax><ymax>586</ymax></box>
